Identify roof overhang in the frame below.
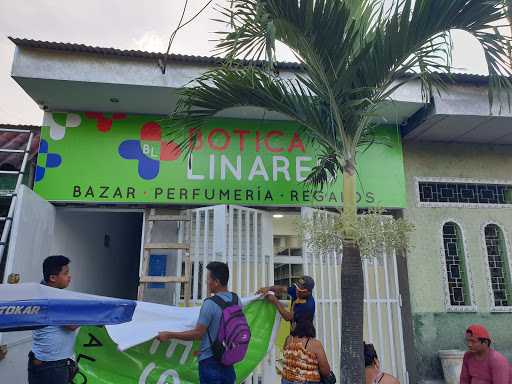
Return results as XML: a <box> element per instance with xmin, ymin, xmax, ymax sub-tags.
<box><xmin>9</xmin><ymin>38</ymin><xmax>423</xmax><ymax>125</ymax></box>
<box><xmin>8</xmin><ymin>38</ymin><xmax>512</xmax><ymax>144</ymax></box>
<box><xmin>402</xmin><ymin>83</ymin><xmax>512</xmax><ymax>145</ymax></box>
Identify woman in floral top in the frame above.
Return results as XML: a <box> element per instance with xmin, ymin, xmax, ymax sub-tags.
<box><xmin>282</xmin><ymin>310</ymin><xmax>331</xmax><ymax>384</ymax></box>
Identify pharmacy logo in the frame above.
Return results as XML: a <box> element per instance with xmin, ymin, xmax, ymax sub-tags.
<box><xmin>118</xmin><ymin>122</ymin><xmax>182</xmax><ymax>180</ymax></box>
<box><xmin>85</xmin><ymin>113</ymin><xmax>127</xmax><ymax>132</ymax></box>
<box><xmin>44</xmin><ymin>112</ymin><xmax>81</xmax><ymax>141</ymax></box>
<box><xmin>35</xmin><ymin>139</ymin><xmax>62</xmax><ymax>182</ymax></box>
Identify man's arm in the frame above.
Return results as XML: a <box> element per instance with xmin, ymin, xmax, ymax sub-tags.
<box><xmin>255</xmin><ymin>285</ymin><xmax>288</xmax><ymax>296</ymax></box>
<box><xmin>459</xmin><ymin>353</ymin><xmax>471</xmax><ymax>384</ymax></box>
<box><xmin>490</xmin><ymin>352</ymin><xmax>512</xmax><ymax>384</ymax></box>
<box><xmin>64</xmin><ymin>326</ymin><xmax>80</xmax><ymax>331</ymax></box>
<box><xmin>155</xmin><ymin>322</ymin><xmax>208</xmax><ymax>343</ymax></box>
<box><xmin>266</xmin><ymin>294</ymin><xmax>294</xmax><ymax>322</ymax></box>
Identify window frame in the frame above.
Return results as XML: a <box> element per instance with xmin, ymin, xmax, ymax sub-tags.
<box><xmin>439</xmin><ymin>218</ymin><xmax>477</xmax><ymax>312</ymax></box>
<box><xmin>415</xmin><ymin>177</ymin><xmax>512</xmax><ymax>209</ymax></box>
<box><xmin>481</xmin><ymin>220</ymin><xmax>512</xmax><ymax>312</ymax></box>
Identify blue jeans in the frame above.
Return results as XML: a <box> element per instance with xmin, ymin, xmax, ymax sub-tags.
<box><xmin>282</xmin><ymin>379</ymin><xmax>320</xmax><ymax>384</ymax></box>
<box><xmin>28</xmin><ymin>354</ymin><xmax>69</xmax><ymax>384</ymax></box>
<box><xmin>198</xmin><ymin>356</ymin><xmax>236</xmax><ymax>384</ymax></box>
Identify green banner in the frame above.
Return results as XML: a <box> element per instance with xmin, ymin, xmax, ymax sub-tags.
<box><xmin>72</xmin><ymin>300</ymin><xmax>278</xmax><ymax>384</ymax></box>
<box><xmin>35</xmin><ymin>112</ymin><xmax>406</xmax><ymax>207</ymax></box>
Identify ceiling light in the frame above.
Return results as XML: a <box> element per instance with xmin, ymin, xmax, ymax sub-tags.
<box><xmin>273</xmin><ymin>214</ymin><xmax>283</xmax><ymax>218</ymax></box>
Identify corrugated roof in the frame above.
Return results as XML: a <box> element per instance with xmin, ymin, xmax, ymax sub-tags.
<box><xmin>8</xmin><ymin>37</ymin><xmax>302</xmax><ymax>70</ymax></box>
<box><xmin>437</xmin><ymin>72</ymin><xmax>490</xmax><ymax>84</ymax></box>
<box><xmin>0</xmin><ymin>127</ymin><xmax>40</xmax><ymax>170</ymax></box>
<box><xmin>9</xmin><ymin>37</ymin><xmax>495</xmax><ymax>83</ymax></box>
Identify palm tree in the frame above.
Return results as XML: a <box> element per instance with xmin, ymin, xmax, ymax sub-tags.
<box><xmin>167</xmin><ymin>1</ymin><xmax>512</xmax><ymax>382</ymax></box>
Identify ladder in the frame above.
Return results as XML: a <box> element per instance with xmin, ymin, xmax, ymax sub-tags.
<box><xmin>138</xmin><ymin>208</ymin><xmax>192</xmax><ymax>306</ymax></box>
<box><xmin>0</xmin><ymin>128</ymin><xmax>35</xmax><ymax>285</ymax></box>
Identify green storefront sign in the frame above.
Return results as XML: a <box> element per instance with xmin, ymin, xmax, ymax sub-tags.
<box><xmin>35</xmin><ymin>112</ymin><xmax>406</xmax><ymax>207</ymax></box>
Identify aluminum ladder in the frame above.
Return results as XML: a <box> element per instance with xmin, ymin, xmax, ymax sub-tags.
<box><xmin>0</xmin><ymin>128</ymin><xmax>35</xmax><ymax>285</ymax></box>
<box><xmin>0</xmin><ymin>128</ymin><xmax>34</xmax><ymax>362</ymax></box>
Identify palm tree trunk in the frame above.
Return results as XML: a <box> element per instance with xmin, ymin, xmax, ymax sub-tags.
<box><xmin>340</xmin><ymin>241</ymin><xmax>364</xmax><ymax>383</ymax></box>
<box><xmin>339</xmin><ymin>163</ymin><xmax>365</xmax><ymax>384</ymax></box>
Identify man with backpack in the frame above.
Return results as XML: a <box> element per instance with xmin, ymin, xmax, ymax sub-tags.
<box><xmin>155</xmin><ymin>261</ymin><xmax>250</xmax><ymax>384</ymax></box>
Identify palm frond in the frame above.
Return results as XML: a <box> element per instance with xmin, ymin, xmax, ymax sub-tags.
<box><xmin>168</xmin><ymin>0</ymin><xmax>512</xmax><ymax>189</ymax></box>
<box><xmin>164</xmin><ymin>65</ymin><xmax>344</xmax><ymax>157</ymax></box>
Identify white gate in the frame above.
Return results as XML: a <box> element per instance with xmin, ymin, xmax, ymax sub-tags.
<box><xmin>179</xmin><ymin>204</ymin><xmax>275</xmax><ymax>382</ymax></box>
<box><xmin>177</xmin><ymin>205</ymin><xmax>408</xmax><ymax>383</ymax></box>
<box><xmin>363</xmin><ymin>254</ymin><xmax>407</xmax><ymax>383</ymax></box>
<box><xmin>301</xmin><ymin>207</ymin><xmax>408</xmax><ymax>383</ymax></box>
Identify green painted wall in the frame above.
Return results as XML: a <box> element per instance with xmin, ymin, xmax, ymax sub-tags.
<box><xmin>402</xmin><ymin>141</ymin><xmax>512</xmax><ymax>380</ymax></box>
<box><xmin>0</xmin><ymin>173</ymin><xmax>30</xmax><ymax>191</ymax></box>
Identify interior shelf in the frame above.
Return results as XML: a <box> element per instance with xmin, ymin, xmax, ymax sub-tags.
<box><xmin>273</xmin><ymin>259</ymin><xmax>304</xmax><ymax>300</ymax></box>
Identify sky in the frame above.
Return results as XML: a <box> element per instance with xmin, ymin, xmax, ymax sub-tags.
<box><xmin>0</xmin><ymin>0</ymin><xmax>489</xmax><ymax>126</ymax></box>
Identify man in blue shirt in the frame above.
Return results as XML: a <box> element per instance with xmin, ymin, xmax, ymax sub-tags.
<box><xmin>256</xmin><ymin>276</ymin><xmax>315</xmax><ymax>326</ymax></box>
<box><xmin>28</xmin><ymin>255</ymin><xmax>80</xmax><ymax>384</ymax></box>
<box><xmin>156</xmin><ymin>261</ymin><xmax>241</xmax><ymax>384</ymax></box>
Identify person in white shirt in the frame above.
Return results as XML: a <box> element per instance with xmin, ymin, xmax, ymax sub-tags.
<box><xmin>28</xmin><ymin>255</ymin><xmax>80</xmax><ymax>384</ymax></box>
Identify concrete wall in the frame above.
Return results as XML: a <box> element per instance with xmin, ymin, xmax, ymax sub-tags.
<box><xmin>402</xmin><ymin>141</ymin><xmax>512</xmax><ymax>381</ymax></box>
<box><xmin>50</xmin><ymin>210</ymin><xmax>143</xmax><ymax>299</ymax></box>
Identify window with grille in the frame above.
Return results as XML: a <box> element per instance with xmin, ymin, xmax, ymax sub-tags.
<box><xmin>416</xmin><ymin>178</ymin><xmax>512</xmax><ymax>207</ymax></box>
<box><xmin>484</xmin><ymin>224</ymin><xmax>512</xmax><ymax>308</ymax></box>
<box><xmin>442</xmin><ymin>222</ymin><xmax>472</xmax><ymax>307</ymax></box>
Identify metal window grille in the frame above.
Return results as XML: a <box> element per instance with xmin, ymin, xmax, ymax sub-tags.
<box><xmin>419</xmin><ymin>182</ymin><xmax>512</xmax><ymax>205</ymax></box>
<box><xmin>443</xmin><ymin>223</ymin><xmax>469</xmax><ymax>306</ymax></box>
<box><xmin>484</xmin><ymin>225</ymin><xmax>511</xmax><ymax>306</ymax></box>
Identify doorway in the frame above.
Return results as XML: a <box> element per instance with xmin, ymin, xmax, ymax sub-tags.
<box><xmin>272</xmin><ymin>212</ymin><xmax>303</xmax><ymax>300</ymax></box>
<box><xmin>50</xmin><ymin>209</ymin><xmax>143</xmax><ymax>300</ymax></box>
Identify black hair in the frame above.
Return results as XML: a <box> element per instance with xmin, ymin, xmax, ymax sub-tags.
<box><xmin>364</xmin><ymin>342</ymin><xmax>378</xmax><ymax>367</ymax></box>
<box><xmin>43</xmin><ymin>255</ymin><xmax>70</xmax><ymax>282</ymax></box>
<box><xmin>206</xmin><ymin>261</ymin><xmax>229</xmax><ymax>286</ymax></box>
<box><xmin>466</xmin><ymin>330</ymin><xmax>491</xmax><ymax>347</ymax></box>
<box><xmin>291</xmin><ymin>309</ymin><xmax>316</xmax><ymax>338</ymax></box>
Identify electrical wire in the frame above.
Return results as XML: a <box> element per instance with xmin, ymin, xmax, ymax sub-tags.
<box><xmin>167</xmin><ymin>0</ymin><xmax>189</xmax><ymax>58</ymax></box>
<box><xmin>0</xmin><ymin>108</ymin><xmax>35</xmax><ymax>125</ymax></box>
<box><xmin>171</xmin><ymin>0</ymin><xmax>214</xmax><ymax>37</ymax></box>
<box><xmin>160</xmin><ymin>0</ymin><xmax>215</xmax><ymax>74</ymax></box>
